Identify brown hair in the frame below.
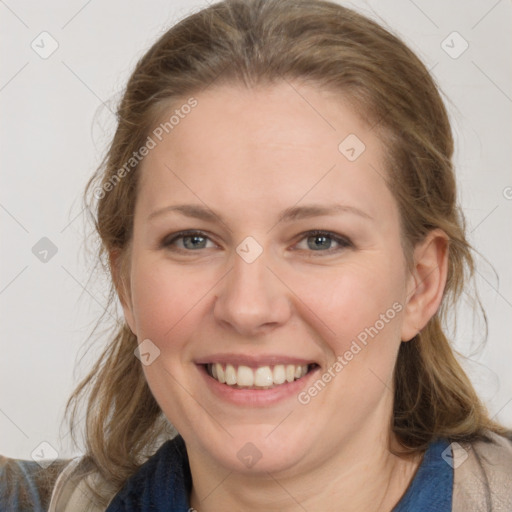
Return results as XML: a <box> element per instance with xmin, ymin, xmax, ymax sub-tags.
<box><xmin>67</xmin><ymin>0</ymin><xmax>510</xmax><ymax>504</ymax></box>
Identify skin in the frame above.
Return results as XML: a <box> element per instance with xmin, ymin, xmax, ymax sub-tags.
<box><xmin>114</xmin><ymin>81</ymin><xmax>449</xmax><ymax>511</ymax></box>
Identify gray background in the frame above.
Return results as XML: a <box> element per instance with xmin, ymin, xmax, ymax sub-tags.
<box><xmin>1</xmin><ymin>0</ymin><xmax>511</xmax><ymax>460</ymax></box>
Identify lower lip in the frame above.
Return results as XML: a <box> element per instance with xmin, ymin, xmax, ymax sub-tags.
<box><xmin>197</xmin><ymin>364</ymin><xmax>321</xmax><ymax>407</ymax></box>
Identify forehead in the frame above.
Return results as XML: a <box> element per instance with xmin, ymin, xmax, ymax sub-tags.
<box><xmin>136</xmin><ymin>81</ymin><xmax>394</xmax><ymax>223</ymax></box>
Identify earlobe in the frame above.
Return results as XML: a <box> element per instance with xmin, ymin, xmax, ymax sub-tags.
<box><xmin>400</xmin><ymin>230</ymin><xmax>449</xmax><ymax>342</ymax></box>
<box><xmin>109</xmin><ymin>248</ymin><xmax>137</xmax><ymax>335</ymax></box>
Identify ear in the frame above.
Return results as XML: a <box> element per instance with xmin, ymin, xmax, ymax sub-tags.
<box><xmin>109</xmin><ymin>248</ymin><xmax>137</xmax><ymax>335</ymax></box>
<box><xmin>401</xmin><ymin>229</ymin><xmax>449</xmax><ymax>342</ymax></box>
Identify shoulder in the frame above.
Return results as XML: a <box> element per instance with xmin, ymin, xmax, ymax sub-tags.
<box><xmin>452</xmin><ymin>430</ymin><xmax>512</xmax><ymax>512</ymax></box>
<box><xmin>0</xmin><ymin>454</ymin><xmax>69</xmax><ymax>511</ymax></box>
<box><xmin>106</xmin><ymin>435</ymin><xmax>190</xmax><ymax>511</ymax></box>
<box><xmin>49</xmin><ymin>436</ymin><xmax>188</xmax><ymax>512</ymax></box>
<box><xmin>48</xmin><ymin>455</ymin><xmax>120</xmax><ymax>512</ymax></box>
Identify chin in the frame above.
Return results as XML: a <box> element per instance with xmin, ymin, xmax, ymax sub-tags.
<box><xmin>192</xmin><ymin>421</ymin><xmax>316</xmax><ymax>475</ymax></box>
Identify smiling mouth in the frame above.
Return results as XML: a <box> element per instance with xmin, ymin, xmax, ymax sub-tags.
<box><xmin>205</xmin><ymin>363</ymin><xmax>319</xmax><ymax>389</ymax></box>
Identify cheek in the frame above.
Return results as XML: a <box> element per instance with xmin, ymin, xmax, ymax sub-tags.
<box><xmin>292</xmin><ymin>258</ymin><xmax>405</xmax><ymax>370</ymax></box>
<box><xmin>130</xmin><ymin>259</ymin><xmax>210</xmax><ymax>348</ymax></box>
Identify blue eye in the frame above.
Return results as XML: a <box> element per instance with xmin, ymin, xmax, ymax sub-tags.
<box><xmin>162</xmin><ymin>231</ymin><xmax>214</xmax><ymax>251</ymax></box>
<box><xmin>295</xmin><ymin>230</ymin><xmax>352</xmax><ymax>254</ymax></box>
<box><xmin>161</xmin><ymin>230</ymin><xmax>352</xmax><ymax>255</ymax></box>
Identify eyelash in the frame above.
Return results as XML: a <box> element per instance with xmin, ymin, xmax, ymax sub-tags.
<box><xmin>161</xmin><ymin>229</ymin><xmax>353</xmax><ymax>256</ymax></box>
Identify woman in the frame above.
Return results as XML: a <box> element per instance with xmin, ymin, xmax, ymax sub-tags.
<box><xmin>2</xmin><ymin>0</ymin><xmax>511</xmax><ymax>510</ymax></box>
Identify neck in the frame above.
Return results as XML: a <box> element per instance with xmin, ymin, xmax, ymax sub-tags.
<box><xmin>188</xmin><ymin>425</ymin><xmax>423</xmax><ymax>512</ymax></box>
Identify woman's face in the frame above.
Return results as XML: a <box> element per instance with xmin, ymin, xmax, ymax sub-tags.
<box><xmin>120</xmin><ymin>81</ymin><xmax>418</xmax><ymax>475</ymax></box>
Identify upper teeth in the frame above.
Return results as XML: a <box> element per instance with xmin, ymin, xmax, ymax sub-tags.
<box><xmin>208</xmin><ymin>363</ymin><xmax>309</xmax><ymax>388</ymax></box>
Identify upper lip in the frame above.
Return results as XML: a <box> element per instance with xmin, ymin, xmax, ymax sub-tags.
<box><xmin>195</xmin><ymin>353</ymin><xmax>318</xmax><ymax>367</ymax></box>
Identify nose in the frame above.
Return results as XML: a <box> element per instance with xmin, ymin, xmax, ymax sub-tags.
<box><xmin>213</xmin><ymin>246</ymin><xmax>292</xmax><ymax>337</ymax></box>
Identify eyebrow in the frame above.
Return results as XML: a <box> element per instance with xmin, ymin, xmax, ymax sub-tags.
<box><xmin>147</xmin><ymin>203</ymin><xmax>373</xmax><ymax>224</ymax></box>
